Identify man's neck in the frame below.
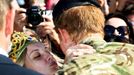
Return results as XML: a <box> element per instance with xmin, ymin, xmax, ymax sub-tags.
<box><xmin>0</xmin><ymin>47</ymin><xmax>8</xmax><ymax>57</ymax></box>
<box><xmin>0</xmin><ymin>32</ymin><xmax>8</xmax><ymax>51</ymax></box>
<box><xmin>83</xmin><ymin>33</ymin><xmax>104</xmax><ymax>41</ymax></box>
<box><xmin>0</xmin><ymin>33</ymin><xmax>9</xmax><ymax>57</ymax></box>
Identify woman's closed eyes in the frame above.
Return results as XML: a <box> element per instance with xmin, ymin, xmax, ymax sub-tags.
<box><xmin>33</xmin><ymin>52</ymin><xmax>41</xmax><ymax>59</ymax></box>
<box><xmin>30</xmin><ymin>50</ymin><xmax>41</xmax><ymax>60</ymax></box>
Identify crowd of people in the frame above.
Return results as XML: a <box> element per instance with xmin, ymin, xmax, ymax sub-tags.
<box><xmin>0</xmin><ymin>0</ymin><xmax>134</xmax><ymax>75</ymax></box>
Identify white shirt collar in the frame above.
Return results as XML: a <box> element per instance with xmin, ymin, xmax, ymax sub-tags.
<box><xmin>0</xmin><ymin>47</ymin><xmax>8</xmax><ymax>57</ymax></box>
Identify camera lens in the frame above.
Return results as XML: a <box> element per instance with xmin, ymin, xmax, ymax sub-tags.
<box><xmin>26</xmin><ymin>6</ymin><xmax>43</xmax><ymax>26</ymax></box>
<box><xmin>28</xmin><ymin>13</ymin><xmax>43</xmax><ymax>25</ymax></box>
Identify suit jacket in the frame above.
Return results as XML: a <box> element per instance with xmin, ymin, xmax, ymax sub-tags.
<box><xmin>0</xmin><ymin>54</ymin><xmax>42</xmax><ymax>75</ymax></box>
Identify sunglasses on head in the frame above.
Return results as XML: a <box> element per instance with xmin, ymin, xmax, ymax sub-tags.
<box><xmin>104</xmin><ymin>25</ymin><xmax>128</xmax><ymax>36</ymax></box>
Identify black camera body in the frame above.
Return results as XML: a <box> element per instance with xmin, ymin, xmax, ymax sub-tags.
<box><xmin>26</xmin><ymin>6</ymin><xmax>44</xmax><ymax>27</ymax></box>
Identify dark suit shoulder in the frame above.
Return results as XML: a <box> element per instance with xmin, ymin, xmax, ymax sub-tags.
<box><xmin>0</xmin><ymin>54</ymin><xmax>42</xmax><ymax>75</ymax></box>
<box><xmin>0</xmin><ymin>64</ymin><xmax>42</xmax><ymax>75</ymax></box>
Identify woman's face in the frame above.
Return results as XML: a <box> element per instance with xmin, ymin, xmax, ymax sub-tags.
<box><xmin>105</xmin><ymin>17</ymin><xmax>129</xmax><ymax>38</ymax></box>
<box><xmin>24</xmin><ymin>42</ymin><xmax>58</xmax><ymax>75</ymax></box>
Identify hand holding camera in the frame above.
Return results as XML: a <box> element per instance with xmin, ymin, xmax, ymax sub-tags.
<box><xmin>14</xmin><ymin>4</ymin><xmax>59</xmax><ymax>45</ymax></box>
<box><xmin>14</xmin><ymin>8</ymin><xmax>27</xmax><ymax>32</ymax></box>
<box><xmin>26</xmin><ymin>6</ymin><xmax>45</xmax><ymax>29</ymax></box>
<box><xmin>35</xmin><ymin>14</ymin><xmax>60</xmax><ymax>44</ymax></box>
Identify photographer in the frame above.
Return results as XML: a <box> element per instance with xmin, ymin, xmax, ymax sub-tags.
<box><xmin>14</xmin><ymin>0</ymin><xmax>64</xmax><ymax>69</ymax></box>
<box><xmin>14</xmin><ymin>0</ymin><xmax>59</xmax><ymax>43</ymax></box>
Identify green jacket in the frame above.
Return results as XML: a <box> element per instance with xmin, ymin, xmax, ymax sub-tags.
<box><xmin>56</xmin><ymin>37</ymin><xmax>134</xmax><ymax>75</ymax></box>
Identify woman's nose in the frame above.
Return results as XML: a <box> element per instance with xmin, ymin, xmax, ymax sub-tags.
<box><xmin>114</xmin><ymin>30</ymin><xmax>120</xmax><ymax>36</ymax></box>
<box><xmin>43</xmin><ymin>53</ymin><xmax>53</xmax><ymax>61</ymax></box>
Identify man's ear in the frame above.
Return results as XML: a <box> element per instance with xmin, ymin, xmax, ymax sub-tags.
<box><xmin>58</xmin><ymin>28</ymin><xmax>75</xmax><ymax>54</ymax></box>
<box><xmin>58</xmin><ymin>28</ymin><xmax>72</xmax><ymax>43</ymax></box>
<box><xmin>5</xmin><ymin>9</ymin><xmax>14</xmax><ymax>37</ymax></box>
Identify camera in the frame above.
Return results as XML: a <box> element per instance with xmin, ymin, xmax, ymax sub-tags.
<box><xmin>26</xmin><ymin>6</ymin><xmax>44</xmax><ymax>27</ymax></box>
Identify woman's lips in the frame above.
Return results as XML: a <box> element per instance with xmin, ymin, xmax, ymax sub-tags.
<box><xmin>47</xmin><ymin>57</ymin><xmax>58</xmax><ymax>67</ymax></box>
